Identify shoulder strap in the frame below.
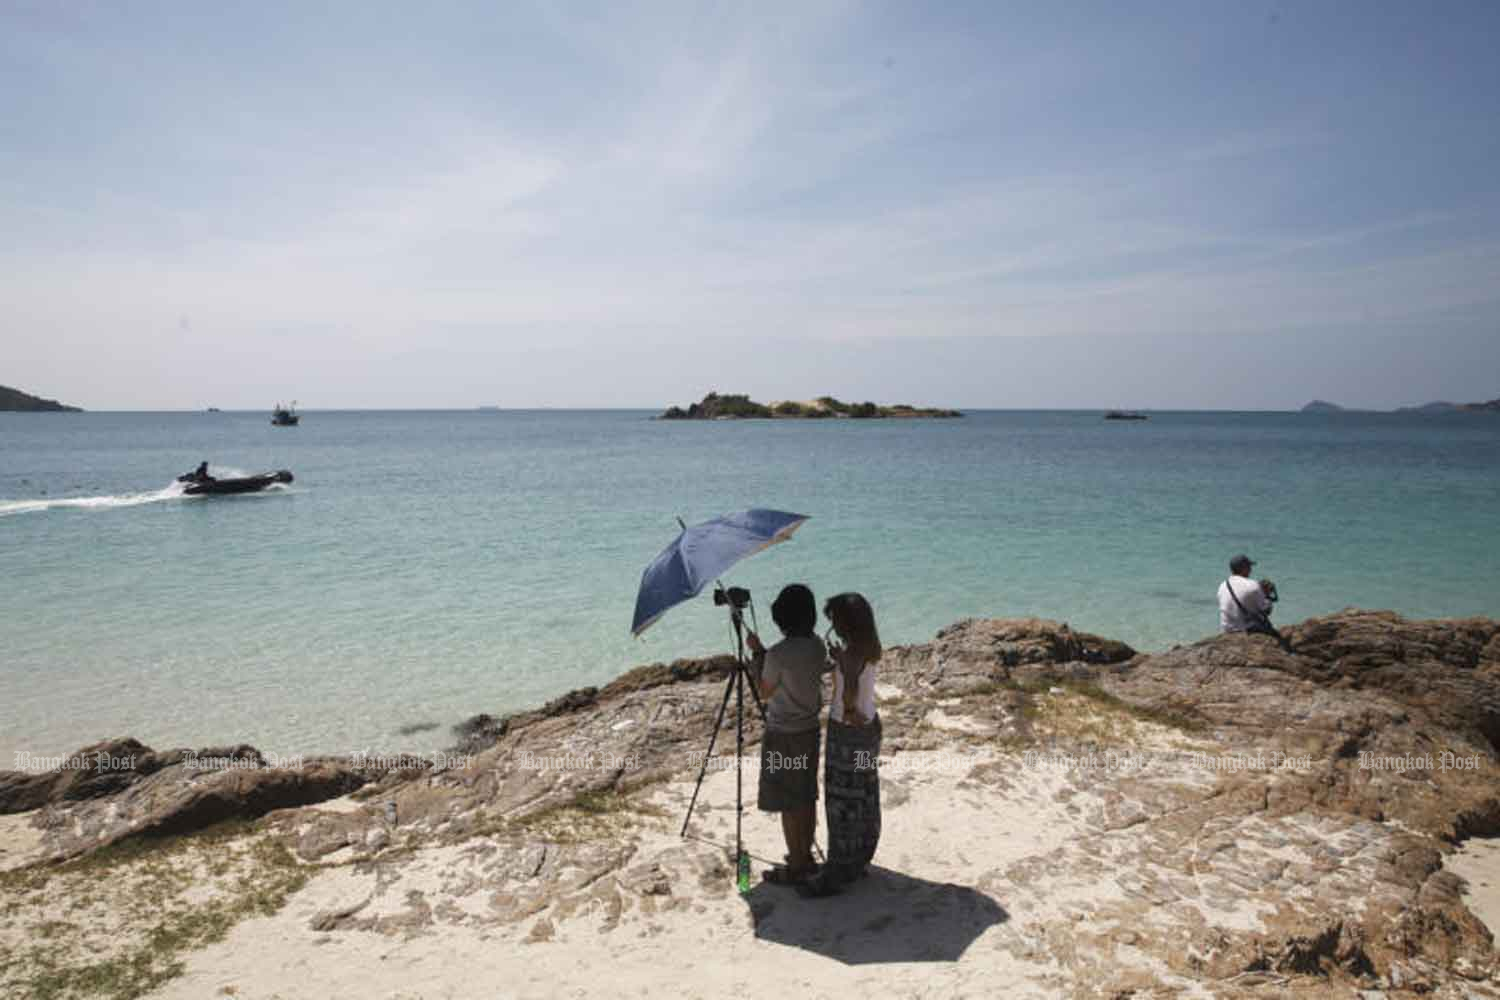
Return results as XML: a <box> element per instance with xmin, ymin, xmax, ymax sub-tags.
<box><xmin>1225</xmin><ymin>578</ymin><xmax>1252</xmax><ymax>616</ymax></box>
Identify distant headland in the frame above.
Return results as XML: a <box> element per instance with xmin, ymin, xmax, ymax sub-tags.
<box><xmin>660</xmin><ymin>392</ymin><xmax>962</xmax><ymax>420</ymax></box>
<box><xmin>1301</xmin><ymin>397</ymin><xmax>1500</xmax><ymax>414</ymax></box>
<box><xmin>0</xmin><ymin>384</ymin><xmax>82</xmax><ymax>412</ymax></box>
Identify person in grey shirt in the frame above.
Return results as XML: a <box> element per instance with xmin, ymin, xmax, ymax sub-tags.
<box><xmin>747</xmin><ymin>583</ymin><xmax>829</xmax><ymax>884</ymax></box>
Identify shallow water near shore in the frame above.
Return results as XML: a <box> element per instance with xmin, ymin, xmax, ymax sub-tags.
<box><xmin>3</xmin><ymin>408</ymin><xmax>1498</xmax><ymax>762</ymax></box>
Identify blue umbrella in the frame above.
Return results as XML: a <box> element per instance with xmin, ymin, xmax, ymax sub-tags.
<box><xmin>631</xmin><ymin>508</ymin><xmax>810</xmax><ymax>636</ymax></box>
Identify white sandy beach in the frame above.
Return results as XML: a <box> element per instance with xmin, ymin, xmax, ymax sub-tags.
<box><xmin>139</xmin><ymin>687</ymin><xmax>1249</xmax><ymax>1000</ymax></box>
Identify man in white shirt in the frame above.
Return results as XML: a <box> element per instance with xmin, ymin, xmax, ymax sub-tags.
<box><xmin>1218</xmin><ymin>554</ymin><xmax>1273</xmax><ymax>633</ymax></box>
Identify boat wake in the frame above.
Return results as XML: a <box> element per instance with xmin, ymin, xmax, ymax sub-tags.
<box><xmin>0</xmin><ymin>481</ymin><xmax>191</xmax><ymax>518</ymax></box>
<box><xmin>2</xmin><ymin>466</ymin><xmax>297</xmax><ymax>518</ymax></box>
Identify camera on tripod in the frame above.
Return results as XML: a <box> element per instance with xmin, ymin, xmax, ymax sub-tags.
<box><xmin>713</xmin><ymin>585</ymin><xmax>751</xmax><ymax>610</ymax></box>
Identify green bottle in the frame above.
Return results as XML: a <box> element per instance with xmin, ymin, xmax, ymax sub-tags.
<box><xmin>737</xmin><ymin>850</ymin><xmax>751</xmax><ymax>893</ymax></box>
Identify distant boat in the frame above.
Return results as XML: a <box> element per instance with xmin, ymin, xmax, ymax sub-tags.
<box><xmin>1104</xmin><ymin>410</ymin><xmax>1149</xmax><ymax>421</ymax></box>
<box><xmin>477</xmin><ymin>405</ymin><xmax>500</xmax><ymax>411</ymax></box>
<box><xmin>206</xmin><ymin>407</ymin><xmax>222</xmax><ymax>413</ymax></box>
<box><xmin>271</xmin><ymin>401</ymin><xmax>300</xmax><ymax>426</ymax></box>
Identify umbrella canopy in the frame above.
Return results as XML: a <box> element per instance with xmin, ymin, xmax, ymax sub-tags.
<box><xmin>631</xmin><ymin>509</ymin><xmax>810</xmax><ymax>636</ymax></box>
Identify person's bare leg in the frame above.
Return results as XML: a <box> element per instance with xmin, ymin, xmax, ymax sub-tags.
<box><xmin>780</xmin><ymin>811</ymin><xmax>799</xmax><ymax>867</ymax></box>
<box><xmin>789</xmin><ymin>805</ymin><xmax>816</xmax><ymax>872</ymax></box>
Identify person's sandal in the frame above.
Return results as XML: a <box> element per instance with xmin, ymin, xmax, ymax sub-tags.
<box><xmin>762</xmin><ymin>863</ymin><xmax>817</xmax><ymax>885</ymax></box>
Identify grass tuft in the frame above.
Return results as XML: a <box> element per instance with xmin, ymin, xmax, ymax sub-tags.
<box><xmin>1</xmin><ymin>821</ymin><xmax>308</xmax><ymax>1000</ymax></box>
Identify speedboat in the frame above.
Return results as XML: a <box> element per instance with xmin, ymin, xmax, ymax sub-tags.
<box><xmin>177</xmin><ymin>469</ymin><xmax>294</xmax><ymax>495</ymax></box>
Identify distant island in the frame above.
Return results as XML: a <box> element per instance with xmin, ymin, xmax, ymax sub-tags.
<box><xmin>660</xmin><ymin>392</ymin><xmax>962</xmax><ymax>420</ymax></box>
<box><xmin>1395</xmin><ymin>401</ymin><xmax>1458</xmax><ymax>413</ymax></box>
<box><xmin>1302</xmin><ymin>398</ymin><xmax>1499</xmax><ymax>414</ymax></box>
<box><xmin>0</xmin><ymin>384</ymin><xmax>81</xmax><ymax>412</ymax></box>
<box><xmin>1395</xmin><ymin>398</ymin><xmax>1500</xmax><ymax>413</ymax></box>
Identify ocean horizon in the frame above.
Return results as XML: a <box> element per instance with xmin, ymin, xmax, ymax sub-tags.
<box><xmin>5</xmin><ymin>407</ymin><xmax>1499</xmax><ymax>765</ymax></box>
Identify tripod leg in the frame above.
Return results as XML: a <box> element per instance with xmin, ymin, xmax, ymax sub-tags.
<box><xmin>680</xmin><ymin>669</ymin><xmax>738</xmax><ymax>837</ymax></box>
<box><xmin>735</xmin><ymin>634</ymin><xmax>745</xmax><ymax>870</ymax></box>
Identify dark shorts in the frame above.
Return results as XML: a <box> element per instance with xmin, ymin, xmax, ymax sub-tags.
<box><xmin>758</xmin><ymin>727</ymin><xmax>820</xmax><ymax>812</ymax></box>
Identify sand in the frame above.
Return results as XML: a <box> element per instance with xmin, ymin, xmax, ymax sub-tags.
<box><xmin>144</xmin><ymin>759</ymin><xmax>1077</xmax><ymax>998</ymax></box>
<box><xmin>1449</xmin><ymin>837</ymin><xmax>1500</xmax><ymax>940</ymax></box>
<box><xmin>141</xmin><ymin>686</ymin><xmax>1217</xmax><ymax>1000</ymax></box>
<box><xmin>0</xmin><ymin>810</ymin><xmax>47</xmax><ymax>873</ymax></box>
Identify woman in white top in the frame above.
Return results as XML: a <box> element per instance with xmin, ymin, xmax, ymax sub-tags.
<box><xmin>801</xmin><ymin>592</ymin><xmax>883</xmax><ymax>897</ymax></box>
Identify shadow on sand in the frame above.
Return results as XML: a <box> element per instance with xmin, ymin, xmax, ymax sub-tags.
<box><xmin>744</xmin><ymin>866</ymin><xmax>1008</xmax><ymax>964</ymax></box>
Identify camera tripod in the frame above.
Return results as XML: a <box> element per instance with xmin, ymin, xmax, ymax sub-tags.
<box><xmin>679</xmin><ymin>586</ymin><xmax>768</xmax><ymax>883</ymax></box>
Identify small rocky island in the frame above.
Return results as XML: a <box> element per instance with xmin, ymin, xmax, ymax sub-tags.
<box><xmin>0</xmin><ymin>384</ymin><xmax>82</xmax><ymax>412</ymax></box>
<box><xmin>660</xmin><ymin>392</ymin><xmax>961</xmax><ymax>420</ymax></box>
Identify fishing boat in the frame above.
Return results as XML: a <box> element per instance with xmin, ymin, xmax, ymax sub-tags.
<box><xmin>1104</xmin><ymin>410</ymin><xmax>1149</xmax><ymax>421</ymax></box>
<box><xmin>271</xmin><ymin>401</ymin><xmax>300</xmax><ymax>426</ymax></box>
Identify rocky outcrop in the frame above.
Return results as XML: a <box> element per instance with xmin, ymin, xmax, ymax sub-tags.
<box><xmin>1</xmin><ymin>742</ymin><xmax>370</xmax><ymax>860</ymax></box>
<box><xmin>8</xmin><ymin>610</ymin><xmax>1500</xmax><ymax>997</ymax></box>
<box><xmin>904</xmin><ymin>616</ymin><xmax>1138</xmax><ymax>694</ymax></box>
<box><xmin>1</xmin><ymin>737</ymin><xmax>176</xmax><ymax>812</ymax></box>
<box><xmin>870</xmin><ymin>613</ymin><xmax>1500</xmax><ymax>989</ymax></box>
<box><xmin>1088</xmin><ymin>614</ymin><xmax>1500</xmax><ymax>846</ymax></box>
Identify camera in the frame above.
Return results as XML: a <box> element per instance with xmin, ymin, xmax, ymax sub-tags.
<box><xmin>1260</xmin><ymin>579</ymin><xmax>1279</xmax><ymax>603</ymax></box>
<box><xmin>713</xmin><ymin>586</ymin><xmax>751</xmax><ymax>609</ymax></box>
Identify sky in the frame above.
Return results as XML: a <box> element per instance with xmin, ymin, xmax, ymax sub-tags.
<box><xmin>3</xmin><ymin>1</ymin><xmax>1499</xmax><ymax>411</ymax></box>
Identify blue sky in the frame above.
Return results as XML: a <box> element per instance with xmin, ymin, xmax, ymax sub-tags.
<box><xmin>3</xmin><ymin>1</ymin><xmax>1498</xmax><ymax>409</ymax></box>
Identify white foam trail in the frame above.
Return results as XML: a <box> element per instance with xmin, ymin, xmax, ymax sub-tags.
<box><xmin>0</xmin><ymin>481</ymin><xmax>189</xmax><ymax>518</ymax></box>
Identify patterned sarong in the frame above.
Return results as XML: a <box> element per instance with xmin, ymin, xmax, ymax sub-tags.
<box><xmin>823</xmin><ymin>714</ymin><xmax>882</xmax><ymax>878</ymax></box>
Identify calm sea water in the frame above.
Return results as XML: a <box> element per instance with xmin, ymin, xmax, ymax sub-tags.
<box><xmin>3</xmin><ymin>409</ymin><xmax>1498</xmax><ymax>762</ymax></box>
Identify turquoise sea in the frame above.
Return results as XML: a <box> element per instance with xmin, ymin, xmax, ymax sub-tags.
<box><xmin>4</xmin><ymin>409</ymin><xmax>1499</xmax><ymax>763</ymax></box>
